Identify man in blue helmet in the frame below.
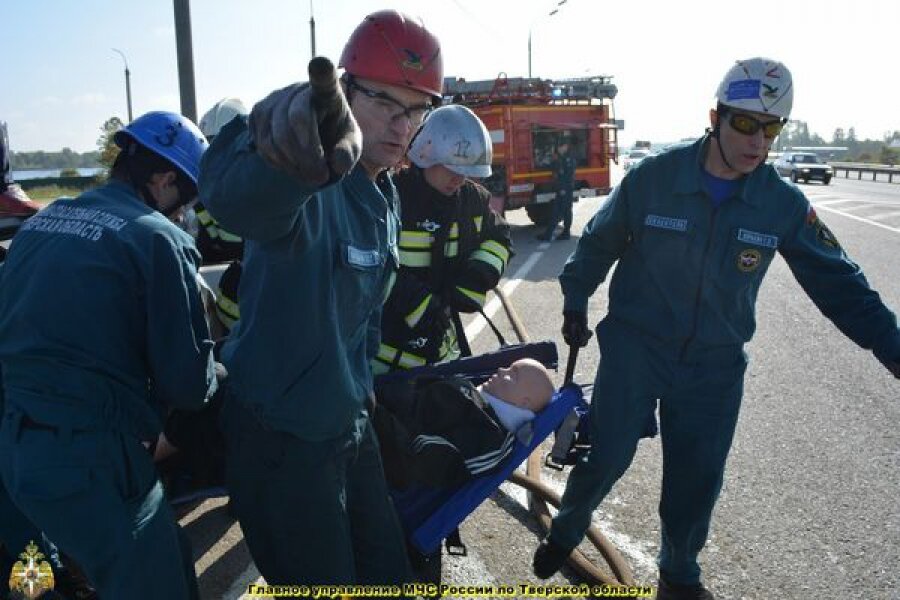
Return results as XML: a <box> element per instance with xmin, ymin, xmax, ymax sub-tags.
<box><xmin>0</xmin><ymin>111</ymin><xmax>219</xmax><ymax>600</ymax></box>
<box><xmin>531</xmin><ymin>58</ymin><xmax>900</xmax><ymax>599</ymax></box>
<box><xmin>201</xmin><ymin>10</ymin><xmax>443</xmax><ymax>588</ymax></box>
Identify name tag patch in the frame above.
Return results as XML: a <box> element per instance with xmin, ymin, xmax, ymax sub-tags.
<box><xmin>736</xmin><ymin>228</ymin><xmax>778</xmax><ymax>249</ymax></box>
<box><xmin>347</xmin><ymin>245</ymin><xmax>381</xmax><ymax>268</ymax></box>
<box><xmin>645</xmin><ymin>214</ymin><xmax>688</xmax><ymax>232</ymax></box>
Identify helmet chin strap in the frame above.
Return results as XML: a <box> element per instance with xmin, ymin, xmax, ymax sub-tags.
<box><xmin>710</xmin><ymin>120</ymin><xmax>738</xmax><ymax>174</ymax></box>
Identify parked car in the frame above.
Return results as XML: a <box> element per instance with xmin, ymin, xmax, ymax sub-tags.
<box><xmin>773</xmin><ymin>152</ymin><xmax>833</xmax><ymax>185</ymax></box>
<box><xmin>623</xmin><ymin>148</ymin><xmax>652</xmax><ymax>171</ymax></box>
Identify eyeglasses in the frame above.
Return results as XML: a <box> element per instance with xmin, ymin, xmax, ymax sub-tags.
<box><xmin>350</xmin><ymin>81</ymin><xmax>432</xmax><ymax>126</ymax></box>
<box><xmin>727</xmin><ymin>112</ymin><xmax>785</xmax><ymax>139</ymax></box>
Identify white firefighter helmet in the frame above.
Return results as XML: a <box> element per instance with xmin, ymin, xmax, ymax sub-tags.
<box><xmin>408</xmin><ymin>105</ymin><xmax>492</xmax><ymax>178</ymax></box>
<box><xmin>199</xmin><ymin>97</ymin><xmax>248</xmax><ymax>139</ymax></box>
<box><xmin>715</xmin><ymin>57</ymin><xmax>793</xmax><ymax>119</ymax></box>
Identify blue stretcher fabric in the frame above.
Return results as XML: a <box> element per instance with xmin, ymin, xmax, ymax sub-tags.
<box><xmin>395</xmin><ymin>383</ymin><xmax>585</xmax><ymax>554</ymax></box>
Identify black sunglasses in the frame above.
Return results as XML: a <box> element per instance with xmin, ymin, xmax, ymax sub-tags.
<box><xmin>727</xmin><ymin>112</ymin><xmax>785</xmax><ymax>139</ymax></box>
<box><xmin>350</xmin><ymin>81</ymin><xmax>432</xmax><ymax>125</ymax></box>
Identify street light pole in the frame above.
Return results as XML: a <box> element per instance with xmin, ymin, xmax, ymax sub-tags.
<box><xmin>528</xmin><ymin>0</ymin><xmax>566</xmax><ymax>79</ymax></box>
<box><xmin>112</xmin><ymin>48</ymin><xmax>133</xmax><ymax>123</ymax></box>
<box><xmin>309</xmin><ymin>0</ymin><xmax>317</xmax><ymax>59</ymax></box>
<box><xmin>173</xmin><ymin>0</ymin><xmax>198</xmax><ymax>122</ymax></box>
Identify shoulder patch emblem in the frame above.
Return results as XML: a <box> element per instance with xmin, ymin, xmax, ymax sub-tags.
<box><xmin>815</xmin><ymin>221</ymin><xmax>841</xmax><ymax>249</ymax></box>
<box><xmin>737</xmin><ymin>248</ymin><xmax>762</xmax><ymax>272</ymax></box>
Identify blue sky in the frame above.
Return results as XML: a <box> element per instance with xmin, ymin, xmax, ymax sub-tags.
<box><xmin>4</xmin><ymin>0</ymin><xmax>899</xmax><ymax>153</ymax></box>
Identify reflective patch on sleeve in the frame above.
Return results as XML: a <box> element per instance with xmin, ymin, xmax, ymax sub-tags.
<box><xmin>736</xmin><ymin>228</ymin><xmax>778</xmax><ymax>249</ymax></box>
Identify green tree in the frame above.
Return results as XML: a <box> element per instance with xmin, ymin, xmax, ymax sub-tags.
<box><xmin>97</xmin><ymin>116</ymin><xmax>124</xmax><ymax>172</ymax></box>
<box><xmin>878</xmin><ymin>146</ymin><xmax>898</xmax><ymax>166</ymax></box>
<box><xmin>832</xmin><ymin>128</ymin><xmax>845</xmax><ymax>145</ymax></box>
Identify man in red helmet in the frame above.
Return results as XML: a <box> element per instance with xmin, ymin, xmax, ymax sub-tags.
<box><xmin>200</xmin><ymin>10</ymin><xmax>443</xmax><ymax>589</ymax></box>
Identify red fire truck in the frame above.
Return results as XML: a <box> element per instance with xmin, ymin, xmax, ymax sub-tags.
<box><xmin>443</xmin><ymin>74</ymin><xmax>619</xmax><ymax>225</ymax></box>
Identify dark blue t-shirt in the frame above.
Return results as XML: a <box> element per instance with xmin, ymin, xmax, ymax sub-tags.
<box><xmin>702</xmin><ymin>168</ymin><xmax>739</xmax><ymax>207</ymax></box>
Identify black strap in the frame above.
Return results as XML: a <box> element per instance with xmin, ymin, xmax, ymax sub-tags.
<box><xmin>451</xmin><ymin>310</ymin><xmax>472</xmax><ymax>357</ymax></box>
<box><xmin>476</xmin><ymin>305</ymin><xmax>507</xmax><ymax>347</ymax></box>
<box><xmin>445</xmin><ymin>527</ymin><xmax>467</xmax><ymax>556</ymax></box>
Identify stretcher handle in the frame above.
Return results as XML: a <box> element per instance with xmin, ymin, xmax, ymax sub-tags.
<box><xmin>563</xmin><ymin>342</ymin><xmax>579</xmax><ymax>385</ymax></box>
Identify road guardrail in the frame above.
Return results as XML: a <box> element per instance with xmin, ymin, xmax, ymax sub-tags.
<box><xmin>829</xmin><ymin>162</ymin><xmax>900</xmax><ymax>183</ymax></box>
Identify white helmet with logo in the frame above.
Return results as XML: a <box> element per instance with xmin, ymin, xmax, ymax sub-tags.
<box><xmin>715</xmin><ymin>57</ymin><xmax>793</xmax><ymax>119</ymax></box>
<box><xmin>199</xmin><ymin>97</ymin><xmax>248</xmax><ymax>139</ymax></box>
<box><xmin>408</xmin><ymin>105</ymin><xmax>492</xmax><ymax>178</ymax></box>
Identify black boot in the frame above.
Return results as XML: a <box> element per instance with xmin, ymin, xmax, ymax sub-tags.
<box><xmin>656</xmin><ymin>575</ymin><xmax>715</xmax><ymax>600</ymax></box>
<box><xmin>532</xmin><ymin>537</ymin><xmax>570</xmax><ymax>579</ymax></box>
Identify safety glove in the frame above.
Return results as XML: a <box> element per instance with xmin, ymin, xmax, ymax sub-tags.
<box><xmin>248</xmin><ymin>56</ymin><xmax>361</xmax><ymax>186</ymax></box>
<box><xmin>561</xmin><ymin>310</ymin><xmax>592</xmax><ymax>348</ymax></box>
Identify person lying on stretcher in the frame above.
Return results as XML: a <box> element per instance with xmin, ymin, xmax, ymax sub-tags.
<box><xmin>374</xmin><ymin>359</ymin><xmax>555</xmax><ymax>489</ymax></box>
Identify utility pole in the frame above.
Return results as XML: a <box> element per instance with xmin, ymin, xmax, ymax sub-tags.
<box><xmin>173</xmin><ymin>0</ymin><xmax>198</xmax><ymax>122</ymax></box>
<box><xmin>309</xmin><ymin>0</ymin><xmax>317</xmax><ymax>59</ymax></box>
<box><xmin>112</xmin><ymin>48</ymin><xmax>133</xmax><ymax>123</ymax></box>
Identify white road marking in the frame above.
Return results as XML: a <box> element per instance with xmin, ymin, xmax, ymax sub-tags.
<box><xmin>464</xmin><ymin>251</ymin><xmax>545</xmax><ymax>341</ymax></box>
<box><xmin>813</xmin><ymin>204</ymin><xmax>900</xmax><ymax>235</ymax></box>
<box><xmin>812</xmin><ymin>198</ymin><xmax>859</xmax><ymax>206</ymax></box>
<box><xmin>864</xmin><ymin>209</ymin><xmax>900</xmax><ymax>221</ymax></box>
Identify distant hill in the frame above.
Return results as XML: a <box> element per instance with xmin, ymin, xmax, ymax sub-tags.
<box><xmin>10</xmin><ymin>149</ymin><xmax>101</xmax><ymax>170</ymax></box>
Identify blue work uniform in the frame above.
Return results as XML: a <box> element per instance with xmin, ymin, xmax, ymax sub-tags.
<box><xmin>0</xmin><ymin>180</ymin><xmax>218</xmax><ymax>599</ymax></box>
<box><xmin>550</xmin><ymin>137</ymin><xmax>900</xmax><ymax>584</ymax></box>
<box><xmin>200</xmin><ymin>116</ymin><xmax>411</xmax><ymax>587</ymax></box>
<box><xmin>543</xmin><ymin>151</ymin><xmax>578</xmax><ymax>239</ymax></box>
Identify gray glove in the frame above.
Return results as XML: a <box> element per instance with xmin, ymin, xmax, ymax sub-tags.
<box><xmin>248</xmin><ymin>57</ymin><xmax>361</xmax><ymax>186</ymax></box>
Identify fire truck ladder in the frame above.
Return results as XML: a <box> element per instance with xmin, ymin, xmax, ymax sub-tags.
<box><xmin>443</xmin><ymin>73</ymin><xmax>617</xmax><ymax>106</ymax></box>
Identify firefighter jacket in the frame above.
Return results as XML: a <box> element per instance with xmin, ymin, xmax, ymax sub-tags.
<box><xmin>192</xmin><ymin>201</ymin><xmax>243</xmax><ymax>333</ymax></box>
<box><xmin>200</xmin><ymin>116</ymin><xmax>399</xmax><ymax>441</ymax></box>
<box><xmin>560</xmin><ymin>136</ymin><xmax>900</xmax><ymax>365</ymax></box>
<box><xmin>373</xmin><ymin>377</ymin><xmax>518</xmax><ymax>489</ymax></box>
<box><xmin>375</xmin><ymin>167</ymin><xmax>512</xmax><ymax>373</ymax></box>
<box><xmin>0</xmin><ymin>180</ymin><xmax>218</xmax><ymax>441</ymax></box>
<box><xmin>194</xmin><ymin>201</ymin><xmax>243</xmax><ymax>264</ymax></box>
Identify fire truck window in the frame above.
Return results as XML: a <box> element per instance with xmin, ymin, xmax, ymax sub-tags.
<box><xmin>532</xmin><ymin>128</ymin><xmax>589</xmax><ymax>169</ymax></box>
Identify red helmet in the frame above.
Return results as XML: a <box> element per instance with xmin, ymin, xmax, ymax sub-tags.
<box><xmin>339</xmin><ymin>10</ymin><xmax>443</xmax><ymax>100</ymax></box>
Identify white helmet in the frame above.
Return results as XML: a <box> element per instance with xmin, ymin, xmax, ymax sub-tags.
<box><xmin>408</xmin><ymin>105</ymin><xmax>492</xmax><ymax>178</ymax></box>
<box><xmin>715</xmin><ymin>58</ymin><xmax>793</xmax><ymax>119</ymax></box>
<box><xmin>199</xmin><ymin>97</ymin><xmax>248</xmax><ymax>139</ymax></box>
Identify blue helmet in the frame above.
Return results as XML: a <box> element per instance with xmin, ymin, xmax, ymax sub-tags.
<box><xmin>114</xmin><ymin>111</ymin><xmax>208</xmax><ymax>184</ymax></box>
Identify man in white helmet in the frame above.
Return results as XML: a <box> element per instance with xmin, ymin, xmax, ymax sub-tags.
<box><xmin>195</xmin><ymin>98</ymin><xmax>248</xmax><ymax>337</ymax></box>
<box><xmin>532</xmin><ymin>58</ymin><xmax>900</xmax><ymax>599</ymax></box>
<box><xmin>374</xmin><ymin>104</ymin><xmax>512</xmax><ymax>373</ymax></box>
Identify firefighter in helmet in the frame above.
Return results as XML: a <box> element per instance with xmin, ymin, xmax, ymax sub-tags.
<box><xmin>200</xmin><ymin>9</ymin><xmax>443</xmax><ymax>586</ymax></box>
<box><xmin>196</xmin><ymin>97</ymin><xmax>248</xmax><ymax>338</ymax></box>
<box><xmin>375</xmin><ymin>104</ymin><xmax>512</xmax><ymax>373</ymax></box>
<box><xmin>0</xmin><ymin>111</ymin><xmax>219</xmax><ymax>599</ymax></box>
